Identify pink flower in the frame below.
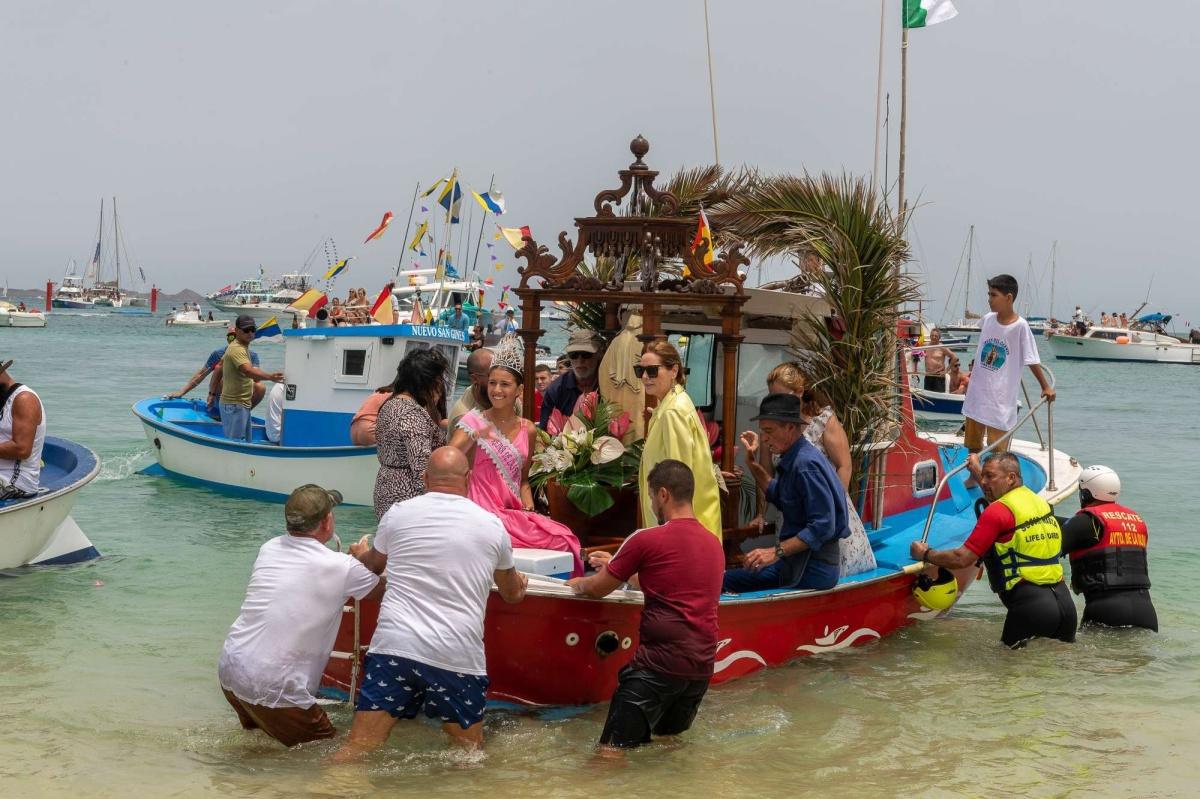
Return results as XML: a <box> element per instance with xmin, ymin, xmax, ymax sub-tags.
<box><xmin>547</xmin><ymin>408</ymin><xmax>567</xmax><ymax>437</ymax></box>
<box><xmin>575</xmin><ymin>391</ymin><xmax>599</xmax><ymax>421</ymax></box>
<box><xmin>608</xmin><ymin>410</ymin><xmax>632</xmax><ymax>439</ymax></box>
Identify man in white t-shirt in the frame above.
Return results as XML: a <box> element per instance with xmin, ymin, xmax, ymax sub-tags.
<box><xmin>334</xmin><ymin>447</ymin><xmax>528</xmax><ymax>759</ymax></box>
<box><xmin>962</xmin><ymin>274</ymin><xmax>1056</xmax><ymax>482</ymax></box>
<box><xmin>218</xmin><ymin>484</ymin><xmax>383</xmax><ymax>747</ymax></box>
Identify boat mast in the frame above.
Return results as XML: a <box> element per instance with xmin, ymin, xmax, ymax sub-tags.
<box><xmin>897</xmin><ymin>25</ymin><xmax>910</xmax><ymax>224</ymax></box>
<box><xmin>113</xmin><ymin>196</ymin><xmax>121</xmax><ymax>292</ymax></box>
<box><xmin>962</xmin><ymin>224</ymin><xmax>973</xmax><ymax>318</ymax></box>
<box><xmin>1049</xmin><ymin>240</ymin><xmax>1057</xmax><ymax>320</ymax></box>
<box><xmin>88</xmin><ymin>198</ymin><xmax>104</xmax><ymax>288</ymax></box>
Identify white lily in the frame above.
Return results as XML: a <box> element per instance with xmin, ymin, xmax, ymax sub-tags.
<box><xmin>590</xmin><ymin>435</ymin><xmax>626</xmax><ymax>465</ymax></box>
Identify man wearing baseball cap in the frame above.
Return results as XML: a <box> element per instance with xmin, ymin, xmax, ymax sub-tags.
<box><xmin>220</xmin><ymin>314</ymin><xmax>283</xmax><ymax>440</ymax></box>
<box><xmin>0</xmin><ymin>359</ymin><xmax>45</xmax><ymax>500</ymax></box>
<box><xmin>539</xmin><ymin>329</ymin><xmax>605</xmax><ymax>428</ymax></box>
<box><xmin>165</xmin><ymin>324</ymin><xmax>266</xmax><ymax>420</ymax></box>
<box><xmin>219</xmin><ymin>484</ymin><xmax>384</xmax><ymax>747</ymax></box>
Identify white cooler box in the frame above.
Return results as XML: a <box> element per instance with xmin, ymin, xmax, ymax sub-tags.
<box><xmin>512</xmin><ymin>547</ymin><xmax>574</xmax><ymax>581</ymax></box>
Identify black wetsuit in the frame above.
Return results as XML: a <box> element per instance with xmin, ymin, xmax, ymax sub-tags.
<box><xmin>1061</xmin><ymin>513</ymin><xmax>1158</xmax><ymax>632</ymax></box>
<box><xmin>997</xmin><ymin>581</ymin><xmax>1077</xmax><ymax>648</ymax></box>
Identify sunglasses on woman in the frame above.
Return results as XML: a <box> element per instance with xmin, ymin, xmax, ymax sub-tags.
<box><xmin>633</xmin><ymin>365</ymin><xmax>662</xmax><ymax>378</ymax></box>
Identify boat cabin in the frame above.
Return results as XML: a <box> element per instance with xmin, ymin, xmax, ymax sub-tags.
<box><xmin>277</xmin><ymin>324</ymin><xmax>464</xmax><ymax>447</ymax></box>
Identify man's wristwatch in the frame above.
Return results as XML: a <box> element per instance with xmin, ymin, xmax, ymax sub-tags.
<box><xmin>774</xmin><ymin>542</ymin><xmax>785</xmax><ymax>561</ymax></box>
<box><xmin>922</xmin><ymin>549</ymin><xmax>931</xmax><ymax>564</ymax></box>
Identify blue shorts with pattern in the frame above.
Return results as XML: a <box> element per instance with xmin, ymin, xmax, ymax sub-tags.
<box><xmin>356</xmin><ymin>653</ymin><xmax>488</xmax><ymax>729</ymax></box>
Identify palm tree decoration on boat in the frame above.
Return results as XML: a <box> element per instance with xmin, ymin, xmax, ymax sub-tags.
<box><xmin>715</xmin><ymin>172</ymin><xmax>917</xmax><ymax>489</ymax></box>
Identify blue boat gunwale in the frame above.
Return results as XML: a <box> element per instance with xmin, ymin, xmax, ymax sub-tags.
<box><xmin>0</xmin><ymin>436</ymin><xmax>100</xmax><ymax>515</ymax></box>
<box><xmin>132</xmin><ymin>398</ymin><xmax>376</xmax><ymax>458</ymax></box>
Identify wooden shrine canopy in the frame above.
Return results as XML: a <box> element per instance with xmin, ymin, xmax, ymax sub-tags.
<box><xmin>512</xmin><ymin>135</ymin><xmax>752</xmax><ymax>474</ymax></box>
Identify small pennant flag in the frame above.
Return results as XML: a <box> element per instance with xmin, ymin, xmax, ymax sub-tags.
<box><xmin>408</xmin><ymin>220</ymin><xmax>429</xmax><ymax>252</ymax></box>
<box><xmin>498</xmin><ymin>225</ymin><xmax>531</xmax><ymax>249</ymax></box>
<box><xmin>364</xmin><ymin>211</ymin><xmax>394</xmax><ymax>243</ymax></box>
<box><xmin>486</xmin><ymin>242</ymin><xmax>494</xmax><ymax>248</ymax></box>
<box><xmin>471</xmin><ymin>190</ymin><xmax>505</xmax><ymax>215</ymax></box>
<box><xmin>421</xmin><ymin>205</ymin><xmax>429</xmax><ymax>212</ymax></box>
<box><xmin>438</xmin><ymin>173</ymin><xmax>463</xmax><ymax>223</ymax></box>
<box><xmin>370</xmin><ymin>283</ymin><xmax>395</xmax><ymax>325</ymax></box>
<box><xmin>420</xmin><ymin>177</ymin><xmax>445</xmax><ymax>197</ymax></box>
<box><xmin>483</xmin><ymin>277</ymin><xmax>494</xmax><ymax>286</ymax></box>
<box><xmin>324</xmin><ymin>257</ymin><xmax>354</xmax><ymax>281</ymax></box>
<box><xmin>288</xmin><ymin>289</ymin><xmax>329</xmax><ymax>318</ymax></box>
<box><xmin>903</xmin><ymin>0</ymin><xmax>957</xmax><ymax>28</ymax></box>
<box><xmin>254</xmin><ymin>316</ymin><xmax>283</xmax><ymax>340</ymax></box>
<box><xmin>138</xmin><ymin>267</ymin><xmax>146</xmax><ymax>282</ymax></box>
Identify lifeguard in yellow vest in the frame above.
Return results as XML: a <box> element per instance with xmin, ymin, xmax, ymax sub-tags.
<box><xmin>911</xmin><ymin>452</ymin><xmax>1077</xmax><ymax>648</ymax></box>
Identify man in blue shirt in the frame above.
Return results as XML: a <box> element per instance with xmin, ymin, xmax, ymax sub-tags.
<box><xmin>166</xmin><ymin>326</ymin><xmax>263</xmax><ymax>419</ymax></box>
<box><xmin>442</xmin><ymin>300</ymin><xmax>472</xmax><ymax>337</ymax></box>
<box><xmin>723</xmin><ymin>394</ymin><xmax>848</xmax><ymax>592</ymax></box>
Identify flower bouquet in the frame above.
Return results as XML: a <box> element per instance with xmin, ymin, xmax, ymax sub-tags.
<box><xmin>530</xmin><ymin>393</ymin><xmax>643</xmax><ymax>517</ymax></box>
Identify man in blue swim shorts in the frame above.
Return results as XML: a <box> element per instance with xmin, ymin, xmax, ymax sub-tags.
<box><xmin>333</xmin><ymin>447</ymin><xmax>528</xmax><ymax>758</ymax></box>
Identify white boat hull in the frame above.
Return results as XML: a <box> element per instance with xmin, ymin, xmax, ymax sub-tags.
<box><xmin>0</xmin><ymin>311</ymin><xmax>47</xmax><ymax>328</ymax></box>
<box><xmin>0</xmin><ymin>438</ymin><xmax>101</xmax><ymax>570</ymax></box>
<box><xmin>136</xmin><ymin>415</ymin><xmax>378</xmax><ymax>505</ymax></box>
<box><xmin>1048</xmin><ymin>333</ymin><xmax>1200</xmax><ymax>364</ymax></box>
<box><xmin>208</xmin><ymin>300</ymin><xmax>306</xmax><ymax>326</ymax></box>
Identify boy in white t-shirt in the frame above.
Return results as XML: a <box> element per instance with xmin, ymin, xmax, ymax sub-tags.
<box><xmin>961</xmin><ymin>274</ymin><xmax>1056</xmax><ymax>482</ymax></box>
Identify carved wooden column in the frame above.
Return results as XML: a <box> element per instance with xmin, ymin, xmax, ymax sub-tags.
<box><xmin>518</xmin><ymin>293</ymin><xmax>543</xmax><ymax>422</ymax></box>
<box><xmin>718</xmin><ymin>297</ymin><xmax>744</xmax><ymax>475</ymax></box>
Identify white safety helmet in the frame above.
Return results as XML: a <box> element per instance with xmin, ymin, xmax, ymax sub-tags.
<box><xmin>1079</xmin><ymin>464</ymin><xmax>1120</xmax><ymax>503</ymax></box>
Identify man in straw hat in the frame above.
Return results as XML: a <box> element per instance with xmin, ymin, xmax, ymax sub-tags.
<box><xmin>0</xmin><ymin>359</ymin><xmax>45</xmax><ymax>500</ymax></box>
<box><xmin>218</xmin><ymin>484</ymin><xmax>383</xmax><ymax>747</ymax></box>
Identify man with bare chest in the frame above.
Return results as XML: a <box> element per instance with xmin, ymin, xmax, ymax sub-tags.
<box><xmin>923</xmin><ymin>328</ymin><xmax>958</xmax><ymax>393</ymax></box>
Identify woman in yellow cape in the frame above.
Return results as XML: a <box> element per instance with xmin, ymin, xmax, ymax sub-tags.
<box><xmin>636</xmin><ymin>341</ymin><xmax>723</xmax><ymax>538</ymax></box>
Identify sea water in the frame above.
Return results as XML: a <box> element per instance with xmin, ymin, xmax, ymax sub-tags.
<box><xmin>1</xmin><ymin>311</ymin><xmax>1197</xmax><ymax>798</ymax></box>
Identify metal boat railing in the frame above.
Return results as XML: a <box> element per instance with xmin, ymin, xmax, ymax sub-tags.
<box><xmin>918</xmin><ymin>366</ymin><xmax>1057</xmax><ymax>544</ymax></box>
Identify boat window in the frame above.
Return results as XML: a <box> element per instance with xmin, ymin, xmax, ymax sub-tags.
<box><xmin>912</xmin><ymin>459</ymin><xmax>938</xmax><ymax>497</ymax></box>
<box><xmin>734</xmin><ymin>342</ymin><xmax>796</xmax><ymax>436</ymax></box>
<box><xmin>342</xmin><ymin>349</ymin><xmax>367</xmax><ymax>376</ymax></box>
<box><xmin>667</xmin><ymin>332</ymin><xmax>715</xmax><ymax>409</ymax></box>
<box><xmin>1089</xmin><ymin>330</ymin><xmax>1122</xmax><ymax>341</ymax></box>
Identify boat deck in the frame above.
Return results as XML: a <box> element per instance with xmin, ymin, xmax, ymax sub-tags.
<box><xmin>137</xmin><ymin>398</ymin><xmax>275</xmax><ymax>446</ymax></box>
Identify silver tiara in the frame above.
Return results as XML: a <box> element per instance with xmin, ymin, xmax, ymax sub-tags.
<box><xmin>492</xmin><ymin>333</ymin><xmax>525</xmax><ymax>378</ymax></box>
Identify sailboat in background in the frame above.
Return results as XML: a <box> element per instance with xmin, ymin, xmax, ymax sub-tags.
<box><xmin>941</xmin><ymin>225</ymin><xmax>984</xmax><ymax>342</ymax></box>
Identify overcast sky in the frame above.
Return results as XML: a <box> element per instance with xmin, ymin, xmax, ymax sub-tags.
<box><xmin>3</xmin><ymin>1</ymin><xmax>1195</xmax><ymax>321</ymax></box>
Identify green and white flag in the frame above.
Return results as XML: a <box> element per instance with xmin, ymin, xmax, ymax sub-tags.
<box><xmin>903</xmin><ymin>0</ymin><xmax>958</xmax><ymax>28</ymax></box>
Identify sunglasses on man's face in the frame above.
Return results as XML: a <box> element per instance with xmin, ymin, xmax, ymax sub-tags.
<box><xmin>633</xmin><ymin>364</ymin><xmax>661</xmax><ymax>378</ymax></box>
<box><xmin>567</xmin><ymin>352</ymin><xmax>594</xmax><ymax>361</ymax></box>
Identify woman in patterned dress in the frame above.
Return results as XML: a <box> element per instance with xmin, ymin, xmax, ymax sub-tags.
<box><xmin>372</xmin><ymin>348</ymin><xmax>449</xmax><ymax>519</ymax></box>
<box><xmin>759</xmin><ymin>362</ymin><xmax>877</xmax><ymax>577</ymax></box>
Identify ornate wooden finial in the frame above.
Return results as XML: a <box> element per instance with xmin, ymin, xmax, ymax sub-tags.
<box><xmin>630</xmin><ymin>135</ymin><xmax>650</xmax><ymax>169</ymax></box>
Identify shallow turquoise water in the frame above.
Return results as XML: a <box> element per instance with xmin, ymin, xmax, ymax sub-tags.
<box><xmin>1</xmin><ymin>311</ymin><xmax>1197</xmax><ymax>797</ymax></box>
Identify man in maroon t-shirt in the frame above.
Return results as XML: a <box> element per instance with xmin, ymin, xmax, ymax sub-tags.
<box><xmin>567</xmin><ymin>459</ymin><xmax>724</xmax><ymax>749</ymax></box>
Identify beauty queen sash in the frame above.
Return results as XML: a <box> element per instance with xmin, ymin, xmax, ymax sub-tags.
<box><xmin>457</xmin><ymin>411</ymin><xmax>524</xmax><ymax>502</ymax></box>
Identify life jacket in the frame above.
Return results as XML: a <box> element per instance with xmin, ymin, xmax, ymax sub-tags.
<box><xmin>1068</xmin><ymin>502</ymin><xmax>1150</xmax><ymax>594</ymax></box>
<box><xmin>982</xmin><ymin>485</ymin><xmax>1064</xmax><ymax>594</ymax></box>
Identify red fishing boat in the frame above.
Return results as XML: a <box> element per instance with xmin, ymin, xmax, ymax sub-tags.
<box><xmin>321</xmin><ymin>138</ymin><xmax>1079</xmax><ymax>706</ymax></box>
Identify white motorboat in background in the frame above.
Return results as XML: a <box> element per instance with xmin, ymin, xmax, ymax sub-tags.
<box><xmin>1047</xmin><ymin>316</ymin><xmax>1200</xmax><ymax>364</ymax></box>
<box><xmin>208</xmin><ymin>273</ymin><xmax>311</xmax><ymax>326</ymax></box>
<box><xmin>0</xmin><ymin>301</ymin><xmax>47</xmax><ymax>328</ymax></box>
<box><xmin>0</xmin><ymin>437</ymin><xmax>101</xmax><ymax>570</ymax></box>
<box><xmin>164</xmin><ymin>306</ymin><xmax>228</xmax><ymax>328</ymax></box>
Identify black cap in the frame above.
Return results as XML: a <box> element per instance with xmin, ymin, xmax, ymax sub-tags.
<box><xmin>751</xmin><ymin>393</ymin><xmax>806</xmax><ymax>424</ymax></box>
<box><xmin>235</xmin><ymin>314</ymin><xmax>256</xmax><ymax>331</ymax></box>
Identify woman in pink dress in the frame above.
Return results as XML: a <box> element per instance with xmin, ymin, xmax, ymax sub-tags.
<box><xmin>449</xmin><ymin>340</ymin><xmax>583</xmax><ymax>575</ymax></box>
